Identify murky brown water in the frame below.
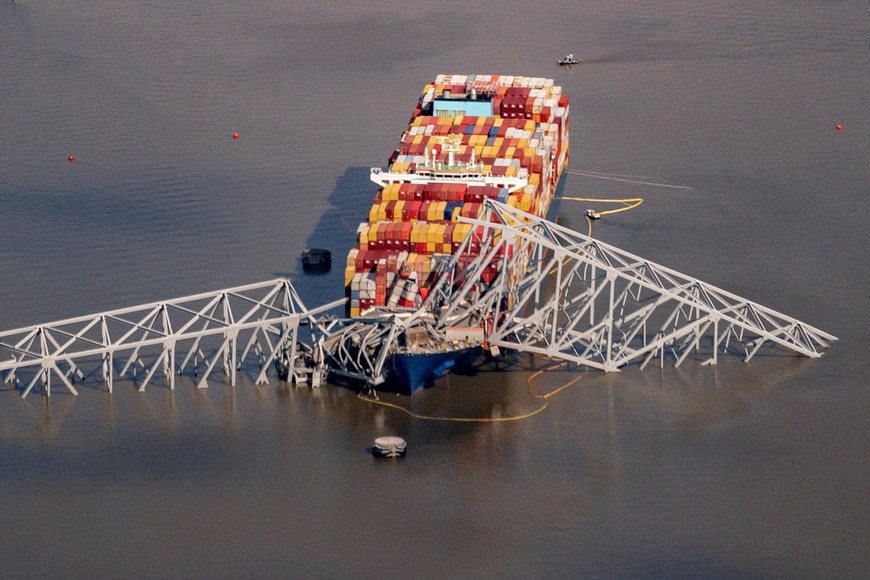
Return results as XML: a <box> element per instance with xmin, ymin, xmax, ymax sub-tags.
<box><xmin>1</xmin><ymin>1</ymin><xmax>867</xmax><ymax>577</ymax></box>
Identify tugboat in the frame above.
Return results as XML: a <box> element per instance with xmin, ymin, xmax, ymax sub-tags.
<box><xmin>558</xmin><ymin>54</ymin><xmax>581</xmax><ymax>66</ymax></box>
<box><xmin>301</xmin><ymin>248</ymin><xmax>331</xmax><ymax>272</ymax></box>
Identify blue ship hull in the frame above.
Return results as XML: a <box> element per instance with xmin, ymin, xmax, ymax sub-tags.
<box><xmin>387</xmin><ymin>346</ymin><xmax>483</xmax><ymax>395</ymax></box>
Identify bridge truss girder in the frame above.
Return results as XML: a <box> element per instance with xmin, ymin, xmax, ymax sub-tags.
<box><xmin>421</xmin><ymin>200</ymin><xmax>837</xmax><ymax>371</ymax></box>
<box><xmin>0</xmin><ymin>280</ymin><xmax>341</xmax><ymax>398</ymax></box>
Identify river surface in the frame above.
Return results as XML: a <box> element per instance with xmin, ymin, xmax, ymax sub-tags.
<box><xmin>1</xmin><ymin>1</ymin><xmax>867</xmax><ymax>577</ymax></box>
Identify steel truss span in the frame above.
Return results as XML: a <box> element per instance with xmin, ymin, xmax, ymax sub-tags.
<box><xmin>0</xmin><ymin>201</ymin><xmax>836</xmax><ymax>398</ymax></box>
<box><xmin>424</xmin><ymin>200</ymin><xmax>837</xmax><ymax>372</ymax></box>
<box><xmin>0</xmin><ymin>280</ymin><xmax>341</xmax><ymax>398</ymax></box>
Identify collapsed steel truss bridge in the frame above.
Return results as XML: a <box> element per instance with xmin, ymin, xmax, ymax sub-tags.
<box><xmin>0</xmin><ymin>280</ymin><xmax>341</xmax><ymax>398</ymax></box>
<box><xmin>1</xmin><ymin>200</ymin><xmax>835</xmax><ymax>398</ymax></box>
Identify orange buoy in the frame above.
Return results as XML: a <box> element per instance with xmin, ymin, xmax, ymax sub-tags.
<box><xmin>836</xmin><ymin>124</ymin><xmax>842</xmax><ymax>131</ymax></box>
<box><xmin>233</xmin><ymin>132</ymin><xmax>239</xmax><ymax>139</ymax></box>
<box><xmin>68</xmin><ymin>155</ymin><xmax>74</xmax><ymax>162</ymax></box>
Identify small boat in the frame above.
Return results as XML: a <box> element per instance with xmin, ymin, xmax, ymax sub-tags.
<box><xmin>373</xmin><ymin>436</ymin><xmax>407</xmax><ymax>458</ymax></box>
<box><xmin>585</xmin><ymin>209</ymin><xmax>601</xmax><ymax>220</ymax></box>
<box><xmin>558</xmin><ymin>54</ymin><xmax>580</xmax><ymax>66</ymax></box>
<box><xmin>301</xmin><ymin>248</ymin><xmax>331</xmax><ymax>272</ymax></box>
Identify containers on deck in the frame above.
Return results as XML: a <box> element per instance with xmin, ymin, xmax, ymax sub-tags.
<box><xmin>346</xmin><ymin>74</ymin><xmax>569</xmax><ymax>317</ymax></box>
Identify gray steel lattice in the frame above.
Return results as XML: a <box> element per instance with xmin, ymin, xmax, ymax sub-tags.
<box><xmin>0</xmin><ymin>279</ymin><xmax>341</xmax><ymax>397</ymax></box>
<box><xmin>422</xmin><ymin>200</ymin><xmax>837</xmax><ymax>370</ymax></box>
<box><xmin>0</xmin><ymin>202</ymin><xmax>836</xmax><ymax>398</ymax></box>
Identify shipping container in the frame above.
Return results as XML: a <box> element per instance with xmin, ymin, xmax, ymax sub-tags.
<box><xmin>345</xmin><ymin>74</ymin><xmax>569</xmax><ymax>316</ymax></box>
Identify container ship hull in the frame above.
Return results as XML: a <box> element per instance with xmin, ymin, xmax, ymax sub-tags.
<box><xmin>388</xmin><ymin>346</ymin><xmax>483</xmax><ymax>395</ymax></box>
<box><xmin>345</xmin><ymin>74</ymin><xmax>569</xmax><ymax>393</ymax></box>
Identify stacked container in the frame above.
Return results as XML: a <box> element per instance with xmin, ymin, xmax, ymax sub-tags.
<box><xmin>346</xmin><ymin>74</ymin><xmax>569</xmax><ymax>317</ymax></box>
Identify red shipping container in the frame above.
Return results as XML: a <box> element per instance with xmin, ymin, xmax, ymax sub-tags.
<box><xmin>380</xmin><ymin>223</ymin><xmax>391</xmax><ymax>250</ymax></box>
<box><xmin>465</xmin><ymin>185</ymin><xmax>484</xmax><ymax>203</ymax></box>
<box><xmin>408</xmin><ymin>200</ymin><xmax>422</xmax><ymax>220</ymax></box>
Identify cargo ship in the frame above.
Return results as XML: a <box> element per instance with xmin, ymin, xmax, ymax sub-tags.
<box><xmin>344</xmin><ymin>74</ymin><xmax>569</xmax><ymax>393</ymax></box>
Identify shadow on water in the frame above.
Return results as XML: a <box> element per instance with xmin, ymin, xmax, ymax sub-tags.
<box><xmin>274</xmin><ymin>166</ymin><xmax>372</xmax><ymax>305</ymax></box>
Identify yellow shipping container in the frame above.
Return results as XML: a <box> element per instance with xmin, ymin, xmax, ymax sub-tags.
<box><xmin>505</xmin><ymin>146</ymin><xmax>516</xmax><ymax>158</ymax></box>
<box><xmin>494</xmin><ymin>137</ymin><xmax>504</xmax><ymax>149</ymax></box>
<box><xmin>519</xmin><ymin>194</ymin><xmax>531</xmax><ymax>212</ymax></box>
<box><xmin>506</xmin><ymin>166</ymin><xmax>517</xmax><ymax>177</ymax></box>
<box><xmin>394</xmin><ymin>200</ymin><xmax>405</xmax><ymax>221</ymax></box>
<box><xmin>368</xmin><ymin>205</ymin><xmax>379</xmax><ymax>223</ymax></box>
<box><xmin>528</xmin><ymin>173</ymin><xmax>540</xmax><ymax>186</ymax></box>
<box><xmin>347</xmin><ymin>248</ymin><xmax>359</xmax><ymax>267</ymax></box>
<box><xmin>345</xmin><ymin>266</ymin><xmax>355</xmax><ymax>287</ymax></box>
<box><xmin>411</xmin><ymin>223</ymin><xmax>425</xmax><ymax>244</ymax></box>
<box><xmin>517</xmin><ymin>138</ymin><xmax>528</xmax><ymax>149</ymax></box>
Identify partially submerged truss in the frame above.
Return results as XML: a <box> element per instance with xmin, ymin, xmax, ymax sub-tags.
<box><xmin>0</xmin><ymin>201</ymin><xmax>836</xmax><ymax>398</ymax></box>
<box><xmin>421</xmin><ymin>200</ymin><xmax>837</xmax><ymax>371</ymax></box>
<box><xmin>0</xmin><ymin>279</ymin><xmax>341</xmax><ymax>397</ymax></box>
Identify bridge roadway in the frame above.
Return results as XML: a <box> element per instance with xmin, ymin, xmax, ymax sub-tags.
<box><xmin>1</xmin><ymin>200</ymin><xmax>836</xmax><ymax>398</ymax></box>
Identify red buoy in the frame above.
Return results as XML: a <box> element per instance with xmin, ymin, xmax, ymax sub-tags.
<box><xmin>68</xmin><ymin>155</ymin><xmax>75</xmax><ymax>162</ymax></box>
<box><xmin>836</xmin><ymin>124</ymin><xmax>842</xmax><ymax>131</ymax></box>
<box><xmin>233</xmin><ymin>132</ymin><xmax>239</xmax><ymax>139</ymax></box>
